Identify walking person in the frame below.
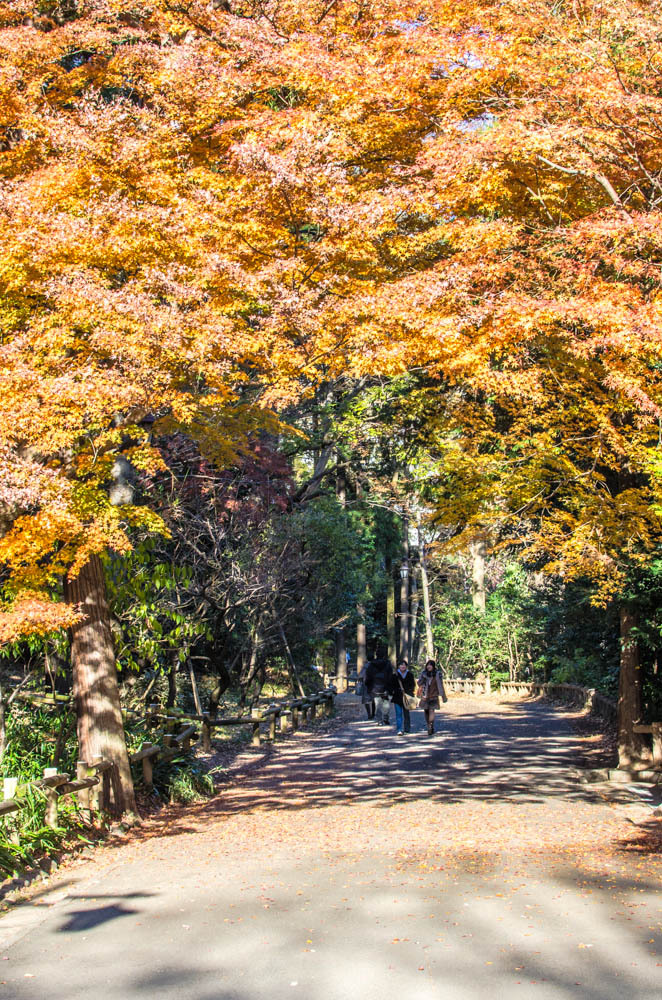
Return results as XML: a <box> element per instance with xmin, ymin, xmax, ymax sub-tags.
<box><xmin>357</xmin><ymin>662</ymin><xmax>375</xmax><ymax>719</ymax></box>
<box><xmin>393</xmin><ymin>659</ymin><xmax>415</xmax><ymax>735</ymax></box>
<box><xmin>417</xmin><ymin>659</ymin><xmax>448</xmax><ymax>736</ymax></box>
<box><xmin>365</xmin><ymin>656</ymin><xmax>394</xmax><ymax>726</ymax></box>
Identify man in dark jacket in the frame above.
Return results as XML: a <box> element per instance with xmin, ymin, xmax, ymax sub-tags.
<box><xmin>365</xmin><ymin>658</ymin><xmax>395</xmax><ymax>726</ymax></box>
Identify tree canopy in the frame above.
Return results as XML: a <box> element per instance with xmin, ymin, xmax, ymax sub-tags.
<box><xmin>1</xmin><ymin>1</ymin><xmax>662</xmax><ymax>781</ymax></box>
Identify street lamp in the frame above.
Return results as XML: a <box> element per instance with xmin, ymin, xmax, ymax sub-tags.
<box><xmin>400</xmin><ymin>561</ymin><xmax>409</xmax><ymax>580</ymax></box>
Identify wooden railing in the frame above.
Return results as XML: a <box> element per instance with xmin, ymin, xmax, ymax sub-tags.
<box><xmin>444</xmin><ymin>677</ymin><xmax>492</xmax><ymax>696</ymax></box>
<box><xmin>155</xmin><ymin>689</ymin><xmax>335</xmax><ymax>752</ymax></box>
<box><xmin>0</xmin><ymin>757</ymin><xmax>116</xmax><ymax>837</ymax></box>
<box><xmin>128</xmin><ymin>689</ymin><xmax>336</xmax><ymax>786</ymax></box>
<box><xmin>1</xmin><ymin>688</ymin><xmax>335</xmax><ymax>850</ymax></box>
<box><xmin>129</xmin><ymin>722</ymin><xmax>198</xmax><ymax>791</ymax></box>
<box><xmin>498</xmin><ymin>681</ymin><xmax>617</xmax><ymax>723</ymax></box>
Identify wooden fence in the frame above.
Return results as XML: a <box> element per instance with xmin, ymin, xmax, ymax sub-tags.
<box><xmin>498</xmin><ymin>680</ymin><xmax>617</xmax><ymax>723</ymax></box>
<box><xmin>0</xmin><ymin>757</ymin><xmax>116</xmax><ymax>838</ymax></box>
<box><xmin>129</xmin><ymin>688</ymin><xmax>336</xmax><ymax>787</ymax></box>
<box><xmin>129</xmin><ymin>721</ymin><xmax>198</xmax><ymax>791</ymax></box>
<box><xmin>161</xmin><ymin>689</ymin><xmax>334</xmax><ymax>751</ymax></box>
<box><xmin>1</xmin><ymin>688</ymin><xmax>336</xmax><ymax>829</ymax></box>
<box><xmin>444</xmin><ymin>677</ymin><xmax>492</xmax><ymax>696</ymax></box>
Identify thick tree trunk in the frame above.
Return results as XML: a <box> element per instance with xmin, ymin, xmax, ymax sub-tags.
<box><xmin>386</xmin><ymin>559</ymin><xmax>396</xmax><ymax>667</ymax></box>
<box><xmin>470</xmin><ymin>538</ymin><xmax>487</xmax><ymax>613</ymax></box>
<box><xmin>63</xmin><ymin>553</ymin><xmax>137</xmax><ymax>818</ymax></box>
<box><xmin>356</xmin><ymin>603</ymin><xmax>367</xmax><ymax>677</ymax></box>
<box><xmin>335</xmin><ymin>627</ymin><xmax>347</xmax><ymax>691</ymax></box>
<box><xmin>618</xmin><ymin>606</ymin><xmax>643</xmax><ymax>768</ymax></box>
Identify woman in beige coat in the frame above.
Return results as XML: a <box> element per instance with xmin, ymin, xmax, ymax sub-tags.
<box><xmin>417</xmin><ymin>659</ymin><xmax>448</xmax><ymax>736</ymax></box>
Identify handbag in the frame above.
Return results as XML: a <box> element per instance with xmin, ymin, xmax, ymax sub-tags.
<box><xmin>398</xmin><ymin>676</ymin><xmax>418</xmax><ymax>712</ymax></box>
<box><xmin>355</xmin><ymin>679</ymin><xmax>364</xmax><ymax>697</ymax></box>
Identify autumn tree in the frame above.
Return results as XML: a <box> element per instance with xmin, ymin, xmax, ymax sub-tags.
<box><xmin>3</xmin><ymin>0</ymin><xmax>662</xmax><ymax>791</ymax></box>
<box><xmin>0</xmin><ymin>1</ymin><xmax>447</xmax><ymax>807</ymax></box>
<box><xmin>372</xmin><ymin>1</ymin><xmax>662</xmax><ymax>763</ymax></box>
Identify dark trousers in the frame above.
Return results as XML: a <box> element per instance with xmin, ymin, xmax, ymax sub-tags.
<box><xmin>364</xmin><ymin>700</ymin><xmax>375</xmax><ymax>719</ymax></box>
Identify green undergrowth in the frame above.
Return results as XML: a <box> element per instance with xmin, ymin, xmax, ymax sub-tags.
<box><xmin>1</xmin><ymin>671</ymin><xmax>318</xmax><ymax>876</ymax></box>
<box><xmin>154</xmin><ymin>757</ymin><xmax>215</xmax><ymax>805</ymax></box>
<box><xmin>0</xmin><ymin>704</ymin><xmax>90</xmax><ymax>878</ymax></box>
<box><xmin>123</xmin><ymin>711</ymin><xmax>217</xmax><ymax>806</ymax></box>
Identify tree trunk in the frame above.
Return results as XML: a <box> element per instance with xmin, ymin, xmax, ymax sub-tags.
<box><xmin>63</xmin><ymin>553</ymin><xmax>137</xmax><ymax>818</ymax></box>
<box><xmin>208</xmin><ymin>655</ymin><xmax>235</xmax><ymax>721</ymax></box>
<box><xmin>335</xmin><ymin>627</ymin><xmax>347</xmax><ymax>691</ymax></box>
<box><xmin>239</xmin><ymin>627</ymin><xmax>262</xmax><ymax>706</ymax></box>
<box><xmin>507</xmin><ymin>630</ymin><xmax>515</xmax><ymax>682</ymax></box>
<box><xmin>278</xmin><ymin>621</ymin><xmax>305</xmax><ymax>696</ymax></box>
<box><xmin>0</xmin><ymin>679</ymin><xmax>5</xmax><ymax>765</ymax></box>
<box><xmin>166</xmin><ymin>654</ymin><xmax>177</xmax><ymax>709</ymax></box>
<box><xmin>618</xmin><ymin>606</ymin><xmax>643</xmax><ymax>767</ymax></box>
<box><xmin>409</xmin><ymin>569</ymin><xmax>420</xmax><ymax>665</ymax></box>
<box><xmin>188</xmin><ymin>660</ymin><xmax>203</xmax><ymax>716</ymax></box>
<box><xmin>336</xmin><ymin>455</ymin><xmax>347</xmax><ymax>508</ymax></box>
<box><xmin>470</xmin><ymin>538</ymin><xmax>487</xmax><ymax>613</ymax></box>
<box><xmin>356</xmin><ymin>603</ymin><xmax>367</xmax><ymax>677</ymax></box>
<box><xmin>418</xmin><ymin>526</ymin><xmax>435</xmax><ymax>661</ymax></box>
<box><xmin>399</xmin><ymin>515</ymin><xmax>410</xmax><ymax>663</ymax></box>
<box><xmin>386</xmin><ymin>559</ymin><xmax>396</xmax><ymax>667</ymax></box>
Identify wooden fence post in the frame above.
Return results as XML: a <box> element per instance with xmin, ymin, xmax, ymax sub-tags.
<box><xmin>202</xmin><ymin>715</ymin><xmax>212</xmax><ymax>753</ymax></box>
<box><xmin>3</xmin><ymin>778</ymin><xmax>17</xmax><ymax>801</ymax></box>
<box><xmin>3</xmin><ymin>778</ymin><xmax>19</xmax><ymax>844</ymax></box>
<box><xmin>90</xmin><ymin>756</ymin><xmax>103</xmax><ymax>813</ymax></box>
<box><xmin>142</xmin><ymin>744</ymin><xmax>154</xmax><ymax>790</ymax></box>
<box><xmin>43</xmin><ymin>768</ymin><xmax>59</xmax><ymax>828</ymax></box>
<box><xmin>163</xmin><ymin>716</ymin><xmax>176</xmax><ymax>748</ymax></box>
<box><xmin>76</xmin><ymin>761</ymin><xmax>91</xmax><ymax>822</ymax></box>
<box><xmin>251</xmin><ymin>708</ymin><xmax>261</xmax><ymax>747</ymax></box>
<box><xmin>653</xmin><ymin>723</ymin><xmax>662</xmax><ymax>768</ymax></box>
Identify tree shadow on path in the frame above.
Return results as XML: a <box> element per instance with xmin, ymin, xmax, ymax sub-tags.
<box><xmin>131</xmin><ymin>698</ymin><xmax>638</xmax><ymax>847</ymax></box>
<box><xmin>204</xmin><ymin>700</ymin><xmax>621</xmax><ymax>811</ymax></box>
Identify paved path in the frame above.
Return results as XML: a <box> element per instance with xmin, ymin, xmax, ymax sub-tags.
<box><xmin>1</xmin><ymin>696</ymin><xmax>660</xmax><ymax>999</ymax></box>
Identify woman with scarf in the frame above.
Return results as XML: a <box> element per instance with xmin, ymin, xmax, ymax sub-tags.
<box><xmin>417</xmin><ymin>659</ymin><xmax>448</xmax><ymax>736</ymax></box>
<box><xmin>392</xmin><ymin>659</ymin><xmax>415</xmax><ymax>735</ymax></box>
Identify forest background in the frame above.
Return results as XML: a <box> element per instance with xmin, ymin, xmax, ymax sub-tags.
<box><xmin>0</xmin><ymin>0</ymin><xmax>661</xmax><ymax>836</ymax></box>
